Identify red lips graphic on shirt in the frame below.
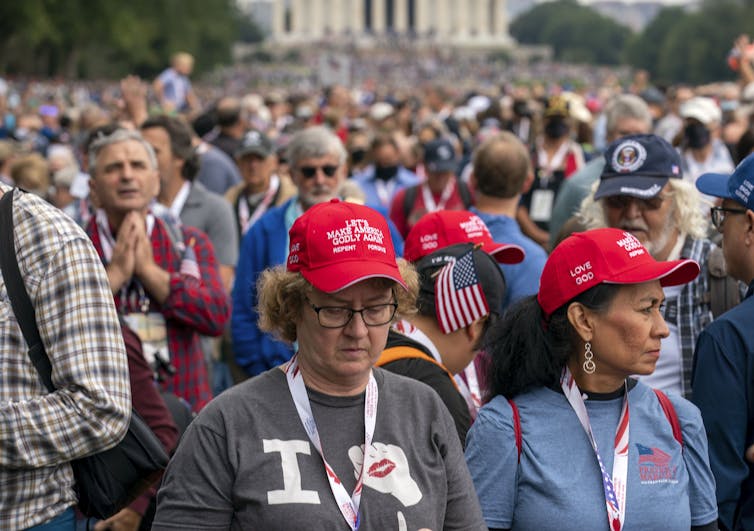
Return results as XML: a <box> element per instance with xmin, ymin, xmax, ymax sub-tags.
<box><xmin>368</xmin><ymin>459</ymin><xmax>396</xmax><ymax>478</ymax></box>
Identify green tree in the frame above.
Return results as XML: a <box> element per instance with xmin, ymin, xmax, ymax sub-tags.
<box><xmin>511</xmin><ymin>0</ymin><xmax>632</xmax><ymax>66</ymax></box>
<box><xmin>0</xmin><ymin>0</ymin><xmax>243</xmax><ymax>78</ymax></box>
<box><xmin>626</xmin><ymin>0</ymin><xmax>749</xmax><ymax>84</ymax></box>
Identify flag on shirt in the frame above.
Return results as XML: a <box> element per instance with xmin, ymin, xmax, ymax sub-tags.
<box><xmin>180</xmin><ymin>237</ymin><xmax>200</xmax><ymax>279</ymax></box>
<box><xmin>434</xmin><ymin>249</ymin><xmax>489</xmax><ymax>334</ymax></box>
<box><xmin>636</xmin><ymin>444</ymin><xmax>671</xmax><ymax>465</ymax></box>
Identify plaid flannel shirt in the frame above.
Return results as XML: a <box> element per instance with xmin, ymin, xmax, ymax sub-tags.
<box><xmin>669</xmin><ymin>235</ymin><xmax>715</xmax><ymax>399</ymax></box>
<box><xmin>0</xmin><ymin>185</ymin><xmax>131</xmax><ymax>530</ymax></box>
<box><xmin>86</xmin><ymin>216</ymin><xmax>230</xmax><ymax>411</ymax></box>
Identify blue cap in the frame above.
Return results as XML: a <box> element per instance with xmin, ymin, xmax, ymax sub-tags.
<box><xmin>424</xmin><ymin>139</ymin><xmax>457</xmax><ymax>173</ymax></box>
<box><xmin>696</xmin><ymin>152</ymin><xmax>754</xmax><ymax>210</ymax></box>
<box><xmin>595</xmin><ymin>134</ymin><xmax>682</xmax><ymax>200</ymax></box>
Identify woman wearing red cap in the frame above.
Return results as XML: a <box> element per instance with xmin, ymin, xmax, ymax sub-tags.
<box><xmin>152</xmin><ymin>199</ymin><xmax>485</xmax><ymax>530</ymax></box>
<box><xmin>465</xmin><ymin>227</ymin><xmax>718</xmax><ymax>531</ymax></box>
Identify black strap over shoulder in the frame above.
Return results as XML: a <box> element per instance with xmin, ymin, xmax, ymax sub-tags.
<box><xmin>0</xmin><ymin>189</ymin><xmax>55</xmax><ymax>392</ymax></box>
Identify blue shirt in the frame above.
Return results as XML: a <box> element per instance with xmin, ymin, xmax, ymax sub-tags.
<box><xmin>466</xmin><ymin>382</ymin><xmax>718</xmax><ymax>530</ymax></box>
<box><xmin>692</xmin><ymin>281</ymin><xmax>754</xmax><ymax>531</ymax></box>
<box><xmin>231</xmin><ymin>199</ymin><xmax>295</xmax><ymax>376</ymax></box>
<box><xmin>471</xmin><ymin>208</ymin><xmax>547</xmax><ymax>310</ymax></box>
<box><xmin>351</xmin><ymin>166</ymin><xmax>421</xmax><ymax>211</ymax></box>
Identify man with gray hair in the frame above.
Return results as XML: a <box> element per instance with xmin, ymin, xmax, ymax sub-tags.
<box><xmin>231</xmin><ymin>125</ymin><xmax>348</xmax><ymax>378</ymax></box>
<box><xmin>549</xmin><ymin>93</ymin><xmax>653</xmax><ymax>247</ymax></box>
<box><xmin>578</xmin><ymin>133</ymin><xmax>725</xmax><ymax>399</ymax></box>
<box><xmin>84</xmin><ymin>128</ymin><xmax>230</xmax><ymax>412</ymax></box>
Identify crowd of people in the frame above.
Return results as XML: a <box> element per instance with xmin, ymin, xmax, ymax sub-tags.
<box><xmin>2</xmin><ymin>42</ymin><xmax>754</xmax><ymax>530</ymax></box>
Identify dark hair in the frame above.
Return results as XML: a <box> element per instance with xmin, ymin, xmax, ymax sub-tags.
<box><xmin>485</xmin><ymin>284</ymin><xmax>620</xmax><ymax>400</ymax></box>
<box><xmin>215</xmin><ymin>99</ymin><xmax>241</xmax><ymax>127</ymax></box>
<box><xmin>370</xmin><ymin>133</ymin><xmax>399</xmax><ymax>153</ymax></box>
<box><xmin>141</xmin><ymin>114</ymin><xmax>200</xmax><ymax>181</ymax></box>
<box><xmin>735</xmin><ymin>124</ymin><xmax>754</xmax><ymax>164</ymax></box>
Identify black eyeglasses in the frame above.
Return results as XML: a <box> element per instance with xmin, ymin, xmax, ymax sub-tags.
<box><xmin>710</xmin><ymin>206</ymin><xmax>747</xmax><ymax>230</ymax></box>
<box><xmin>604</xmin><ymin>194</ymin><xmax>667</xmax><ymax>212</ymax></box>
<box><xmin>307</xmin><ymin>299</ymin><xmax>398</xmax><ymax>328</ymax></box>
<box><xmin>298</xmin><ymin>165</ymin><xmax>339</xmax><ymax>178</ymax></box>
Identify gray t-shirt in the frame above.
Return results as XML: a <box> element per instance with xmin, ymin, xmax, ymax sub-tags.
<box><xmin>153</xmin><ymin>367</ymin><xmax>485</xmax><ymax>530</ymax></box>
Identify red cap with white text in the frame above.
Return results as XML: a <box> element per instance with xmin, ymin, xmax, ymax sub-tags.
<box><xmin>287</xmin><ymin>199</ymin><xmax>407</xmax><ymax>292</ymax></box>
<box><xmin>537</xmin><ymin>228</ymin><xmax>699</xmax><ymax>317</ymax></box>
<box><xmin>404</xmin><ymin>210</ymin><xmax>525</xmax><ymax>264</ymax></box>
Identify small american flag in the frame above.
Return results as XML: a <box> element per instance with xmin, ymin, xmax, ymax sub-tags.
<box><xmin>636</xmin><ymin>444</ymin><xmax>671</xmax><ymax>465</ymax></box>
<box><xmin>180</xmin><ymin>237</ymin><xmax>200</xmax><ymax>279</ymax></box>
<box><xmin>434</xmin><ymin>250</ymin><xmax>489</xmax><ymax>334</ymax></box>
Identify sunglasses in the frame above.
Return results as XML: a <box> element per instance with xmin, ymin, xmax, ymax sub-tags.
<box><xmin>710</xmin><ymin>206</ymin><xmax>747</xmax><ymax>230</ymax></box>
<box><xmin>298</xmin><ymin>164</ymin><xmax>339</xmax><ymax>178</ymax></box>
<box><xmin>604</xmin><ymin>194</ymin><xmax>666</xmax><ymax>212</ymax></box>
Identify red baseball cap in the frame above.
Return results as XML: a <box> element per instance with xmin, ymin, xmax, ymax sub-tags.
<box><xmin>404</xmin><ymin>210</ymin><xmax>525</xmax><ymax>264</ymax></box>
<box><xmin>287</xmin><ymin>199</ymin><xmax>407</xmax><ymax>293</ymax></box>
<box><xmin>537</xmin><ymin>228</ymin><xmax>699</xmax><ymax>317</ymax></box>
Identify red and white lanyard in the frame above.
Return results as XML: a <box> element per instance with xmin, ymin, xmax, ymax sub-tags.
<box><xmin>537</xmin><ymin>140</ymin><xmax>570</xmax><ymax>181</ymax></box>
<box><xmin>561</xmin><ymin>367</ymin><xmax>629</xmax><ymax>531</ymax></box>
<box><xmin>374</xmin><ymin>179</ymin><xmax>397</xmax><ymax>208</ymax></box>
<box><xmin>462</xmin><ymin>363</ymin><xmax>482</xmax><ymax>417</ymax></box>
<box><xmin>420</xmin><ymin>179</ymin><xmax>455</xmax><ymax>213</ymax></box>
<box><xmin>286</xmin><ymin>354</ymin><xmax>378</xmax><ymax>530</ymax></box>
<box><xmin>239</xmin><ymin>175</ymin><xmax>280</xmax><ymax>235</ymax></box>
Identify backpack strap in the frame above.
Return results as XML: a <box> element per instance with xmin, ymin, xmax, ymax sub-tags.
<box><xmin>653</xmin><ymin>388</ymin><xmax>683</xmax><ymax>448</ymax></box>
<box><xmin>0</xmin><ymin>190</ymin><xmax>55</xmax><ymax>392</ymax></box>
<box><xmin>505</xmin><ymin>390</ymin><xmax>681</xmax><ymax>465</ymax></box>
<box><xmin>402</xmin><ymin>185</ymin><xmax>419</xmax><ymax>222</ymax></box>
<box><xmin>507</xmin><ymin>398</ymin><xmax>522</xmax><ymax>462</ymax></box>
<box><xmin>456</xmin><ymin>177</ymin><xmax>473</xmax><ymax>209</ymax></box>
<box><xmin>707</xmin><ymin>245</ymin><xmax>741</xmax><ymax>318</ymax></box>
<box><xmin>377</xmin><ymin>345</ymin><xmax>459</xmax><ymax>391</ymax></box>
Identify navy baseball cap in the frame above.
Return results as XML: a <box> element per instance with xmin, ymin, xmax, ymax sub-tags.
<box><xmin>424</xmin><ymin>138</ymin><xmax>458</xmax><ymax>173</ymax></box>
<box><xmin>696</xmin><ymin>152</ymin><xmax>754</xmax><ymax>210</ymax></box>
<box><xmin>595</xmin><ymin>134</ymin><xmax>682</xmax><ymax>200</ymax></box>
<box><xmin>236</xmin><ymin>130</ymin><xmax>274</xmax><ymax>159</ymax></box>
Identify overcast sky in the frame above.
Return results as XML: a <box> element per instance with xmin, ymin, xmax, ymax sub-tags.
<box><xmin>577</xmin><ymin>0</ymin><xmax>693</xmax><ymax>3</ymax></box>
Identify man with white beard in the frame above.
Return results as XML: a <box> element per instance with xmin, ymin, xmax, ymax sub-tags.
<box><xmin>578</xmin><ymin>134</ymin><xmax>720</xmax><ymax>399</ymax></box>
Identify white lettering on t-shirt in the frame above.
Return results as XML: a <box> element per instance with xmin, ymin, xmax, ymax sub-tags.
<box><xmin>347</xmin><ymin>442</ymin><xmax>422</xmax><ymax>506</ymax></box>
<box><xmin>263</xmin><ymin>439</ymin><xmax>321</xmax><ymax>505</ymax></box>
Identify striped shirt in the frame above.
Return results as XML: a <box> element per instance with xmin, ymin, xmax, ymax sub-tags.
<box><xmin>0</xmin><ymin>184</ymin><xmax>131</xmax><ymax>530</ymax></box>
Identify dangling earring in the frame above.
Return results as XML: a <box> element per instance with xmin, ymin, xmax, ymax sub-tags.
<box><xmin>583</xmin><ymin>342</ymin><xmax>596</xmax><ymax>374</ymax></box>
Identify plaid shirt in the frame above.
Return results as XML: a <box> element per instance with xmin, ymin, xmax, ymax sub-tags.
<box><xmin>86</xmin><ymin>216</ymin><xmax>230</xmax><ymax>411</ymax></box>
<box><xmin>670</xmin><ymin>235</ymin><xmax>715</xmax><ymax>398</ymax></box>
<box><xmin>0</xmin><ymin>185</ymin><xmax>131</xmax><ymax>530</ymax></box>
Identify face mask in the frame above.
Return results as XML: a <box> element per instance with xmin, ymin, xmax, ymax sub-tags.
<box><xmin>375</xmin><ymin>164</ymin><xmax>398</xmax><ymax>181</ymax></box>
<box><xmin>544</xmin><ymin>117</ymin><xmax>569</xmax><ymax>139</ymax></box>
<box><xmin>684</xmin><ymin>122</ymin><xmax>711</xmax><ymax>149</ymax></box>
<box><xmin>350</xmin><ymin>148</ymin><xmax>367</xmax><ymax>165</ymax></box>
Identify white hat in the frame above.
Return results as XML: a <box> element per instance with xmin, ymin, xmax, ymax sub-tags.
<box><xmin>369</xmin><ymin>102</ymin><xmax>394</xmax><ymax>122</ymax></box>
<box><xmin>680</xmin><ymin>97</ymin><xmax>721</xmax><ymax>125</ymax></box>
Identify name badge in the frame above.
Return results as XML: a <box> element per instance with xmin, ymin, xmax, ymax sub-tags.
<box><xmin>530</xmin><ymin>189</ymin><xmax>555</xmax><ymax>222</ymax></box>
<box><xmin>123</xmin><ymin>312</ymin><xmax>169</xmax><ymax>367</ymax></box>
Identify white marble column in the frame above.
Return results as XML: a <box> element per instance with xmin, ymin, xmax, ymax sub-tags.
<box><xmin>372</xmin><ymin>0</ymin><xmax>386</xmax><ymax>33</ymax></box>
<box><xmin>312</xmin><ymin>0</ymin><xmax>325</xmax><ymax>37</ymax></box>
<box><xmin>394</xmin><ymin>0</ymin><xmax>408</xmax><ymax>32</ymax></box>
<box><xmin>290</xmin><ymin>0</ymin><xmax>302</xmax><ymax>34</ymax></box>
<box><xmin>328</xmin><ymin>0</ymin><xmax>341</xmax><ymax>34</ymax></box>
<box><xmin>435</xmin><ymin>0</ymin><xmax>449</xmax><ymax>37</ymax></box>
<box><xmin>351</xmin><ymin>0</ymin><xmax>364</xmax><ymax>33</ymax></box>
<box><xmin>451</xmin><ymin>0</ymin><xmax>465</xmax><ymax>36</ymax></box>
<box><xmin>471</xmin><ymin>0</ymin><xmax>483</xmax><ymax>37</ymax></box>
<box><xmin>492</xmin><ymin>0</ymin><xmax>506</xmax><ymax>38</ymax></box>
<box><xmin>414</xmin><ymin>0</ymin><xmax>429</xmax><ymax>34</ymax></box>
<box><xmin>272</xmin><ymin>0</ymin><xmax>285</xmax><ymax>36</ymax></box>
